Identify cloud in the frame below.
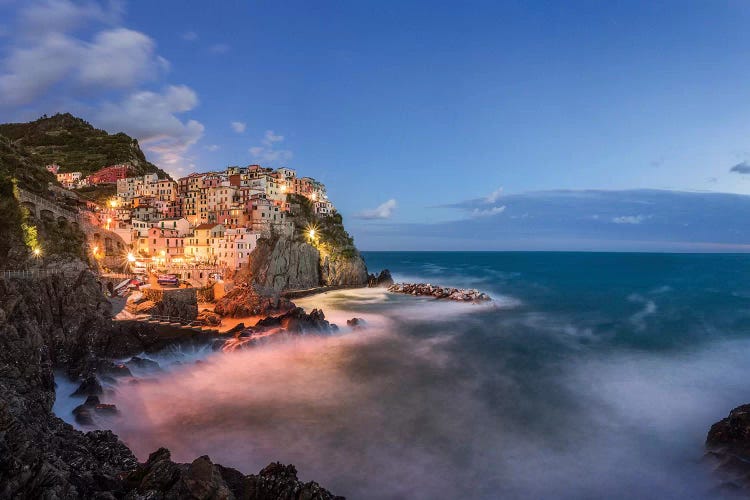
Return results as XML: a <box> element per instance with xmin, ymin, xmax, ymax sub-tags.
<box><xmin>181</xmin><ymin>31</ymin><xmax>197</xmax><ymax>41</ymax></box>
<box><xmin>78</xmin><ymin>28</ymin><xmax>168</xmax><ymax>88</ymax></box>
<box><xmin>95</xmin><ymin>85</ymin><xmax>204</xmax><ymax>172</ymax></box>
<box><xmin>209</xmin><ymin>43</ymin><xmax>230</xmax><ymax>54</ymax></box>
<box><xmin>0</xmin><ymin>5</ymin><xmax>165</xmax><ymax>106</ymax></box>
<box><xmin>472</xmin><ymin>206</ymin><xmax>506</xmax><ymax>217</ymax></box>
<box><xmin>19</xmin><ymin>0</ymin><xmax>122</xmax><ymax>34</ymax></box>
<box><xmin>612</xmin><ymin>215</ymin><xmax>650</xmax><ymax>225</ymax></box>
<box><xmin>485</xmin><ymin>187</ymin><xmax>503</xmax><ymax>204</ymax></box>
<box><xmin>231</xmin><ymin>121</ymin><xmax>246</xmax><ymax>133</ymax></box>
<box><xmin>353</xmin><ymin>189</ymin><xmax>750</xmax><ymax>251</ymax></box>
<box><xmin>730</xmin><ymin>161</ymin><xmax>750</xmax><ymax>174</ymax></box>
<box><xmin>205</xmin><ymin>144</ymin><xmax>220</xmax><ymax>152</ymax></box>
<box><xmin>249</xmin><ymin>129</ymin><xmax>293</xmax><ymax>165</ymax></box>
<box><xmin>0</xmin><ymin>0</ymin><xmax>204</xmax><ymax>175</ymax></box>
<box><xmin>356</xmin><ymin>199</ymin><xmax>397</xmax><ymax>220</ymax></box>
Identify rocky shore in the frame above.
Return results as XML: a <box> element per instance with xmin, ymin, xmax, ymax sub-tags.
<box><xmin>387</xmin><ymin>282</ymin><xmax>492</xmax><ymax>302</ymax></box>
<box><xmin>0</xmin><ymin>270</ymin><xmax>342</xmax><ymax>498</ymax></box>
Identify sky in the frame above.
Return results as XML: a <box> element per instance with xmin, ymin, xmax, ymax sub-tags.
<box><xmin>1</xmin><ymin>0</ymin><xmax>750</xmax><ymax>251</ymax></box>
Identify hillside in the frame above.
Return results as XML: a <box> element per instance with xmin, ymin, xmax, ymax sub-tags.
<box><xmin>0</xmin><ymin>113</ymin><xmax>170</xmax><ymax>179</ymax></box>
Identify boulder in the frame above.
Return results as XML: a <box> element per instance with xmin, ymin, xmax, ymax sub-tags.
<box><xmin>706</xmin><ymin>404</ymin><xmax>750</xmax><ymax>490</ymax></box>
<box><xmin>347</xmin><ymin>317</ymin><xmax>366</xmax><ymax>330</ymax></box>
<box><xmin>368</xmin><ymin>269</ymin><xmax>394</xmax><ymax>287</ymax></box>
<box><xmin>388</xmin><ymin>282</ymin><xmax>492</xmax><ymax>302</ymax></box>
<box><xmin>71</xmin><ymin>374</ymin><xmax>103</xmax><ymax>397</ymax></box>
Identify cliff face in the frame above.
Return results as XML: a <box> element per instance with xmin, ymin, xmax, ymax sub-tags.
<box><xmin>320</xmin><ymin>251</ymin><xmax>369</xmax><ymax>287</ymax></box>
<box><xmin>249</xmin><ymin>236</ymin><xmax>321</xmax><ymax>292</ymax></box>
<box><xmin>244</xmin><ymin>234</ymin><xmax>368</xmax><ymax>293</ymax></box>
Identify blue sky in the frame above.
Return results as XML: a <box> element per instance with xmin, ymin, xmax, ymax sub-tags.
<box><xmin>1</xmin><ymin>0</ymin><xmax>750</xmax><ymax>250</ymax></box>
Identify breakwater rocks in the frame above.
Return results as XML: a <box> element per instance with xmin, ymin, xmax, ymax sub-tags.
<box><xmin>388</xmin><ymin>282</ymin><xmax>492</xmax><ymax>302</ymax></box>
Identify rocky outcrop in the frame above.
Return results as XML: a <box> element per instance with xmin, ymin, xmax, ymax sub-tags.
<box><xmin>705</xmin><ymin>404</ymin><xmax>750</xmax><ymax>490</ymax></box>
<box><xmin>388</xmin><ymin>282</ymin><xmax>492</xmax><ymax>302</ymax></box>
<box><xmin>124</xmin><ymin>448</ymin><xmax>342</xmax><ymax>500</ymax></box>
<box><xmin>320</xmin><ymin>251</ymin><xmax>368</xmax><ymax>287</ymax></box>
<box><xmin>248</xmin><ymin>236</ymin><xmax>321</xmax><ymax>292</ymax></box>
<box><xmin>368</xmin><ymin>269</ymin><xmax>394</xmax><ymax>287</ymax></box>
<box><xmin>214</xmin><ymin>282</ymin><xmax>296</xmax><ymax>318</ymax></box>
<box><xmin>252</xmin><ymin>307</ymin><xmax>337</xmax><ymax>334</ymax></box>
<box><xmin>0</xmin><ymin>272</ymin><xmax>342</xmax><ymax>498</ymax></box>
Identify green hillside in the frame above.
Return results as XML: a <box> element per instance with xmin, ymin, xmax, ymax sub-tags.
<box><xmin>0</xmin><ymin>113</ymin><xmax>170</xmax><ymax>179</ymax></box>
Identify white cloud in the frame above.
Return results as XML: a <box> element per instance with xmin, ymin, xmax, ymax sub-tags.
<box><xmin>205</xmin><ymin>144</ymin><xmax>220</xmax><ymax>151</ymax></box>
<box><xmin>231</xmin><ymin>121</ymin><xmax>246</xmax><ymax>133</ymax></box>
<box><xmin>0</xmin><ymin>5</ymin><xmax>166</xmax><ymax>106</ymax></box>
<box><xmin>357</xmin><ymin>199</ymin><xmax>397</xmax><ymax>220</ymax></box>
<box><xmin>612</xmin><ymin>215</ymin><xmax>650</xmax><ymax>224</ymax></box>
<box><xmin>472</xmin><ymin>206</ymin><xmax>506</xmax><ymax>217</ymax></box>
<box><xmin>485</xmin><ymin>187</ymin><xmax>503</xmax><ymax>204</ymax></box>
<box><xmin>248</xmin><ymin>129</ymin><xmax>293</xmax><ymax>165</ymax></box>
<box><xmin>0</xmin><ymin>0</ymin><xmax>204</xmax><ymax>175</ymax></box>
<box><xmin>181</xmin><ymin>31</ymin><xmax>197</xmax><ymax>41</ymax></box>
<box><xmin>78</xmin><ymin>28</ymin><xmax>166</xmax><ymax>88</ymax></box>
<box><xmin>0</xmin><ymin>32</ymin><xmax>81</xmax><ymax>105</ymax></box>
<box><xmin>209</xmin><ymin>43</ymin><xmax>230</xmax><ymax>54</ymax></box>
<box><xmin>95</xmin><ymin>85</ymin><xmax>204</xmax><ymax>172</ymax></box>
<box><xmin>19</xmin><ymin>0</ymin><xmax>121</xmax><ymax>35</ymax></box>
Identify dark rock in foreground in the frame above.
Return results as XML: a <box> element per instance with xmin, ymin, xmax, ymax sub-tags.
<box><xmin>388</xmin><ymin>282</ymin><xmax>492</xmax><ymax>302</ymax></box>
<box><xmin>0</xmin><ymin>270</ymin><xmax>343</xmax><ymax>499</ymax></box>
<box><xmin>706</xmin><ymin>404</ymin><xmax>750</xmax><ymax>490</ymax></box>
<box><xmin>125</xmin><ymin>448</ymin><xmax>342</xmax><ymax>500</ymax></box>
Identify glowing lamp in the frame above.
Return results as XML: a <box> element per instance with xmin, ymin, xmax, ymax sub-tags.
<box><xmin>308</xmin><ymin>229</ymin><xmax>316</xmax><ymax>239</ymax></box>
<box><xmin>33</xmin><ymin>248</ymin><xmax>40</xmax><ymax>256</ymax></box>
<box><xmin>127</xmin><ymin>252</ymin><xmax>136</xmax><ymax>263</ymax></box>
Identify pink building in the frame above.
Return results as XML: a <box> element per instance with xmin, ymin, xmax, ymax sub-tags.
<box><xmin>147</xmin><ymin>227</ymin><xmax>184</xmax><ymax>264</ymax></box>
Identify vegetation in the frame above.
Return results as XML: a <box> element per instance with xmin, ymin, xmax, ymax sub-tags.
<box><xmin>75</xmin><ymin>184</ymin><xmax>117</xmax><ymax>205</ymax></box>
<box><xmin>287</xmin><ymin>193</ymin><xmax>358</xmax><ymax>259</ymax></box>
<box><xmin>0</xmin><ymin>134</ymin><xmax>56</xmax><ymax>194</ymax></box>
<box><xmin>0</xmin><ymin>113</ymin><xmax>170</xmax><ymax>179</ymax></box>
<box><xmin>0</xmin><ymin>175</ymin><xmax>26</xmax><ymax>265</ymax></box>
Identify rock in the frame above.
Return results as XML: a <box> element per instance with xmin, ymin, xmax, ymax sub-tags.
<box><xmin>347</xmin><ymin>317</ymin><xmax>366</xmax><ymax>330</ymax></box>
<box><xmin>72</xmin><ymin>374</ymin><xmax>103</xmax><ymax>397</ymax></box>
<box><xmin>0</xmin><ymin>271</ymin><xmax>341</xmax><ymax>499</ymax></box>
<box><xmin>95</xmin><ymin>403</ymin><xmax>119</xmax><ymax>415</ymax></box>
<box><xmin>388</xmin><ymin>282</ymin><xmax>492</xmax><ymax>302</ymax></box>
<box><xmin>706</xmin><ymin>404</ymin><xmax>750</xmax><ymax>490</ymax></box>
<box><xmin>124</xmin><ymin>448</ymin><xmax>342</xmax><ymax>500</ymax></box>
<box><xmin>73</xmin><ymin>405</ymin><xmax>95</xmax><ymax>425</ymax></box>
<box><xmin>197</xmin><ymin>308</ymin><xmax>222</xmax><ymax>326</ymax></box>
<box><xmin>254</xmin><ymin>307</ymin><xmax>337</xmax><ymax>334</ymax></box>
<box><xmin>368</xmin><ymin>269</ymin><xmax>394</xmax><ymax>287</ymax></box>
<box><xmin>126</xmin><ymin>356</ymin><xmax>162</xmax><ymax>373</ymax></box>
<box><xmin>214</xmin><ymin>282</ymin><xmax>295</xmax><ymax>318</ymax></box>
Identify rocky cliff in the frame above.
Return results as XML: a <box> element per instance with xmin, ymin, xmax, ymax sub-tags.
<box><xmin>0</xmin><ymin>272</ymin><xmax>341</xmax><ymax>498</ymax></box>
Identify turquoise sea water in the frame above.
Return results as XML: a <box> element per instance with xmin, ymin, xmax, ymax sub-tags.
<box><xmin>95</xmin><ymin>252</ymin><xmax>750</xmax><ymax>499</ymax></box>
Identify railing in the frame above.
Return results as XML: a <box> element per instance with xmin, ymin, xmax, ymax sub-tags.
<box><xmin>1</xmin><ymin>269</ymin><xmax>68</xmax><ymax>279</ymax></box>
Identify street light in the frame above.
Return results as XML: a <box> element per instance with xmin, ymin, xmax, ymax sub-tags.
<box><xmin>127</xmin><ymin>252</ymin><xmax>136</xmax><ymax>263</ymax></box>
<box><xmin>33</xmin><ymin>248</ymin><xmax>41</xmax><ymax>257</ymax></box>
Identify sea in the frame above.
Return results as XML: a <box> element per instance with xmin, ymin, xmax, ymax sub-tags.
<box><xmin>55</xmin><ymin>251</ymin><xmax>750</xmax><ymax>499</ymax></box>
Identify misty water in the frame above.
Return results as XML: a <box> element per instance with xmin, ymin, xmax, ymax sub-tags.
<box><xmin>58</xmin><ymin>252</ymin><xmax>750</xmax><ymax>499</ymax></box>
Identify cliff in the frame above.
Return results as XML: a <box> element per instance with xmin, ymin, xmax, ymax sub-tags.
<box><xmin>0</xmin><ymin>272</ymin><xmax>342</xmax><ymax>498</ymax></box>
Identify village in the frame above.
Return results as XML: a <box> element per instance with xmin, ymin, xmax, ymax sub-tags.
<box><xmin>46</xmin><ymin>162</ymin><xmax>335</xmax><ymax>288</ymax></box>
